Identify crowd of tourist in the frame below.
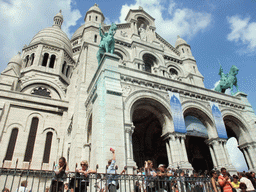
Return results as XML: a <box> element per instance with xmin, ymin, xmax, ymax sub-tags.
<box><xmin>5</xmin><ymin>149</ymin><xmax>256</xmax><ymax>192</ymax></box>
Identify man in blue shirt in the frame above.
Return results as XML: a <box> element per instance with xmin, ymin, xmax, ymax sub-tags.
<box><xmin>107</xmin><ymin>148</ymin><xmax>117</xmax><ymax>192</ymax></box>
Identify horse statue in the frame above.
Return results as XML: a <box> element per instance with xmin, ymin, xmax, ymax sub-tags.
<box><xmin>96</xmin><ymin>23</ymin><xmax>117</xmax><ymax>65</ymax></box>
<box><xmin>214</xmin><ymin>65</ymin><xmax>239</xmax><ymax>95</ymax></box>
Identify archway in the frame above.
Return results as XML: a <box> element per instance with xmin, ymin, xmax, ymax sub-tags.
<box><xmin>184</xmin><ymin>111</ymin><xmax>214</xmax><ymax>173</ymax></box>
<box><xmin>224</xmin><ymin>115</ymin><xmax>249</xmax><ymax>171</ymax></box>
<box><xmin>185</xmin><ymin>136</ymin><xmax>213</xmax><ymax>172</ymax></box>
<box><xmin>131</xmin><ymin>98</ymin><xmax>170</xmax><ymax>169</ymax></box>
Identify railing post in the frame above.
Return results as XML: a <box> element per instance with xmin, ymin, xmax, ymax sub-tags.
<box><xmin>9</xmin><ymin>158</ymin><xmax>19</xmax><ymax>192</ymax></box>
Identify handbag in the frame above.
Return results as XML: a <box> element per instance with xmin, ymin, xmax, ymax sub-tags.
<box><xmin>228</xmin><ymin>182</ymin><xmax>236</xmax><ymax>192</ymax></box>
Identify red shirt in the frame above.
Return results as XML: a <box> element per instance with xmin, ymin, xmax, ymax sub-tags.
<box><xmin>218</xmin><ymin>175</ymin><xmax>233</xmax><ymax>192</ymax></box>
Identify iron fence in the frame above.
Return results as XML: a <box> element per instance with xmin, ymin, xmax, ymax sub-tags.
<box><xmin>0</xmin><ymin>168</ymin><xmax>213</xmax><ymax>192</ymax></box>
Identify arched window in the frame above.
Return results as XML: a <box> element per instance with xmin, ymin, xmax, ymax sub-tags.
<box><xmin>49</xmin><ymin>55</ymin><xmax>56</xmax><ymax>68</ymax></box>
<box><xmin>43</xmin><ymin>132</ymin><xmax>53</xmax><ymax>163</ymax></box>
<box><xmin>89</xmin><ymin>15</ymin><xmax>91</xmax><ymax>21</ymax></box>
<box><xmin>87</xmin><ymin>115</ymin><xmax>92</xmax><ymax>143</ymax></box>
<box><xmin>95</xmin><ymin>16</ymin><xmax>98</xmax><ymax>21</ymax></box>
<box><xmin>24</xmin><ymin>117</ymin><xmax>39</xmax><ymax>162</ymax></box>
<box><xmin>30</xmin><ymin>53</ymin><xmax>35</xmax><ymax>66</ymax></box>
<box><xmin>94</xmin><ymin>35</ymin><xmax>97</xmax><ymax>43</ymax></box>
<box><xmin>114</xmin><ymin>52</ymin><xmax>123</xmax><ymax>60</ymax></box>
<box><xmin>25</xmin><ymin>55</ymin><xmax>29</xmax><ymax>67</ymax></box>
<box><xmin>5</xmin><ymin>128</ymin><xmax>19</xmax><ymax>161</ymax></box>
<box><xmin>143</xmin><ymin>54</ymin><xmax>157</xmax><ymax>73</ymax></box>
<box><xmin>62</xmin><ymin>61</ymin><xmax>66</xmax><ymax>74</ymax></box>
<box><xmin>66</xmin><ymin>66</ymin><xmax>70</xmax><ymax>77</ymax></box>
<box><xmin>182</xmin><ymin>48</ymin><xmax>184</xmax><ymax>53</ymax></box>
<box><xmin>42</xmin><ymin>53</ymin><xmax>49</xmax><ymax>67</ymax></box>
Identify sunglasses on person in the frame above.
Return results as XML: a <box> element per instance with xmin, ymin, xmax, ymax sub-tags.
<box><xmin>81</xmin><ymin>164</ymin><xmax>87</xmax><ymax>166</ymax></box>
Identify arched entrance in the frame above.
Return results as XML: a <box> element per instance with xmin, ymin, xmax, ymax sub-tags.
<box><xmin>131</xmin><ymin>98</ymin><xmax>170</xmax><ymax>169</ymax></box>
<box><xmin>184</xmin><ymin>112</ymin><xmax>214</xmax><ymax>173</ymax></box>
<box><xmin>185</xmin><ymin>136</ymin><xmax>213</xmax><ymax>172</ymax></box>
<box><xmin>224</xmin><ymin>115</ymin><xmax>249</xmax><ymax>171</ymax></box>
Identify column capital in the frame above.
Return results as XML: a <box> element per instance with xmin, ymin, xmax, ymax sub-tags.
<box><xmin>238</xmin><ymin>141</ymin><xmax>256</xmax><ymax>150</ymax></box>
<box><xmin>205</xmin><ymin>137</ymin><xmax>227</xmax><ymax>146</ymax></box>
<box><xmin>124</xmin><ymin>123</ymin><xmax>135</xmax><ymax>134</ymax></box>
<box><xmin>162</xmin><ymin>132</ymin><xmax>186</xmax><ymax>140</ymax></box>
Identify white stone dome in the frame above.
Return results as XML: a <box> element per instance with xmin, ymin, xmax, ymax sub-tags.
<box><xmin>71</xmin><ymin>24</ymin><xmax>85</xmax><ymax>41</ymax></box>
<box><xmin>88</xmin><ymin>3</ymin><xmax>103</xmax><ymax>14</ymax></box>
<box><xmin>9</xmin><ymin>52</ymin><xmax>22</xmax><ymax>65</ymax></box>
<box><xmin>55</xmin><ymin>11</ymin><xmax>63</xmax><ymax>19</ymax></box>
<box><xmin>29</xmin><ymin>27</ymin><xmax>72</xmax><ymax>56</ymax></box>
<box><xmin>175</xmin><ymin>35</ymin><xmax>188</xmax><ymax>48</ymax></box>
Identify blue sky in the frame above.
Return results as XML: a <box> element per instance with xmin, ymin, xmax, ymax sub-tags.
<box><xmin>1</xmin><ymin>0</ymin><xmax>255</xmax><ymax>171</ymax></box>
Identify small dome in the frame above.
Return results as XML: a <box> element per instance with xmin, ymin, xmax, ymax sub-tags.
<box><xmin>29</xmin><ymin>27</ymin><xmax>72</xmax><ymax>56</ymax></box>
<box><xmin>9</xmin><ymin>52</ymin><xmax>22</xmax><ymax>65</ymax></box>
<box><xmin>71</xmin><ymin>24</ymin><xmax>85</xmax><ymax>41</ymax></box>
<box><xmin>175</xmin><ymin>35</ymin><xmax>188</xmax><ymax>48</ymax></box>
<box><xmin>88</xmin><ymin>3</ymin><xmax>102</xmax><ymax>14</ymax></box>
<box><xmin>55</xmin><ymin>10</ymin><xmax>63</xmax><ymax>19</ymax></box>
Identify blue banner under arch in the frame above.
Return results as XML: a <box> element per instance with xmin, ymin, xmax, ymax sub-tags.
<box><xmin>168</xmin><ymin>91</ymin><xmax>187</xmax><ymax>133</ymax></box>
<box><xmin>210</xmin><ymin>102</ymin><xmax>228</xmax><ymax>139</ymax></box>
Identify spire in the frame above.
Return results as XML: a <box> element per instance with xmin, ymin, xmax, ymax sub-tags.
<box><xmin>53</xmin><ymin>10</ymin><xmax>63</xmax><ymax>29</ymax></box>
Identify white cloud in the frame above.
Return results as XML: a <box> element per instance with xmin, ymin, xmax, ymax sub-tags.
<box><xmin>119</xmin><ymin>0</ymin><xmax>212</xmax><ymax>45</ymax></box>
<box><xmin>226</xmin><ymin>137</ymin><xmax>248</xmax><ymax>172</ymax></box>
<box><xmin>227</xmin><ymin>15</ymin><xmax>256</xmax><ymax>53</ymax></box>
<box><xmin>0</xmin><ymin>0</ymin><xmax>81</xmax><ymax>70</ymax></box>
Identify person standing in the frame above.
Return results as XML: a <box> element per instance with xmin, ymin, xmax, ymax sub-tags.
<box><xmin>71</xmin><ymin>160</ymin><xmax>96</xmax><ymax>192</ymax></box>
<box><xmin>239</xmin><ymin>172</ymin><xmax>255</xmax><ymax>192</ymax></box>
<box><xmin>16</xmin><ymin>181</ymin><xmax>29</xmax><ymax>192</ymax></box>
<box><xmin>231</xmin><ymin>175</ymin><xmax>240</xmax><ymax>191</ymax></box>
<box><xmin>51</xmin><ymin>157</ymin><xmax>69</xmax><ymax>192</ymax></box>
<box><xmin>145</xmin><ymin>160</ymin><xmax>157</xmax><ymax>192</ymax></box>
<box><xmin>107</xmin><ymin>148</ymin><xmax>117</xmax><ymax>192</ymax></box>
<box><xmin>218</xmin><ymin>168</ymin><xmax>233</xmax><ymax>192</ymax></box>
<box><xmin>210</xmin><ymin>170</ymin><xmax>221</xmax><ymax>192</ymax></box>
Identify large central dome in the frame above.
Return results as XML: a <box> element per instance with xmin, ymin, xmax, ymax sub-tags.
<box><xmin>29</xmin><ymin>11</ymin><xmax>72</xmax><ymax>56</ymax></box>
<box><xmin>29</xmin><ymin>27</ymin><xmax>72</xmax><ymax>56</ymax></box>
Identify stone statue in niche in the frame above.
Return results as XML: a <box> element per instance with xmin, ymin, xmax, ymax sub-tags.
<box><xmin>138</xmin><ymin>24</ymin><xmax>147</xmax><ymax>41</ymax></box>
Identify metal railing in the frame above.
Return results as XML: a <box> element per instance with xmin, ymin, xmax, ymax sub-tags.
<box><xmin>0</xmin><ymin>167</ymin><xmax>213</xmax><ymax>192</ymax></box>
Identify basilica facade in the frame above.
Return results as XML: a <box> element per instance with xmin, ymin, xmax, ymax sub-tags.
<box><xmin>0</xmin><ymin>4</ymin><xmax>256</xmax><ymax>174</ymax></box>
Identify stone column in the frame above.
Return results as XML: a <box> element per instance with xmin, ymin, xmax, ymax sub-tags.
<box><xmin>33</xmin><ymin>44</ymin><xmax>43</xmax><ymax>66</ymax></box>
<box><xmin>180</xmin><ymin>136</ymin><xmax>189</xmax><ymax>162</ymax></box>
<box><xmin>124</xmin><ymin>123</ymin><xmax>136</xmax><ymax>174</ymax></box>
<box><xmin>247</xmin><ymin>145</ymin><xmax>256</xmax><ymax>169</ymax></box>
<box><xmin>243</xmin><ymin>148</ymin><xmax>253</xmax><ymax>169</ymax></box>
<box><xmin>168</xmin><ymin>135</ymin><xmax>177</xmax><ymax>167</ymax></box>
<box><xmin>46</xmin><ymin>56</ymin><xmax>51</xmax><ymax>68</ymax></box>
<box><xmin>134</xmin><ymin>22</ymin><xmax>138</xmax><ymax>35</ymax></box>
<box><xmin>165</xmin><ymin>141</ymin><xmax>173</xmax><ymax>166</ymax></box>
<box><xmin>208</xmin><ymin>139</ymin><xmax>222</xmax><ymax>168</ymax></box>
<box><xmin>165</xmin><ymin>133</ymin><xmax>192</xmax><ymax>170</ymax></box>
<box><xmin>209</xmin><ymin>145</ymin><xmax>218</xmax><ymax>168</ymax></box>
<box><xmin>125</xmin><ymin>123</ymin><xmax>135</xmax><ymax>160</ymax></box>
<box><xmin>222</xmin><ymin>141</ymin><xmax>233</xmax><ymax>165</ymax></box>
<box><xmin>219</xmin><ymin>140</ymin><xmax>228</xmax><ymax>165</ymax></box>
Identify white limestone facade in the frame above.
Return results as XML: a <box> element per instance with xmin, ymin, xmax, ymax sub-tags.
<box><xmin>0</xmin><ymin>4</ymin><xmax>256</xmax><ymax>175</ymax></box>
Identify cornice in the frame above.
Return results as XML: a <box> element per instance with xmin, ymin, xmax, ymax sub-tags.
<box><xmin>120</xmin><ymin>73</ymin><xmax>246</xmax><ymax>110</ymax></box>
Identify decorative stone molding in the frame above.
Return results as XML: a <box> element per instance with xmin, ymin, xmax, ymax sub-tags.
<box><xmin>23</xmin><ymin>45</ymin><xmax>38</xmax><ymax>52</ymax></box>
<box><xmin>164</xmin><ymin>55</ymin><xmax>183</xmax><ymax>64</ymax></box>
<box><xmin>120</xmin><ymin>74</ymin><xmax>245</xmax><ymax>110</ymax></box>
<box><xmin>205</xmin><ymin>137</ymin><xmax>227</xmax><ymax>146</ymax></box>
<box><xmin>115</xmin><ymin>39</ymin><xmax>131</xmax><ymax>47</ymax></box>
<box><xmin>238</xmin><ymin>141</ymin><xmax>256</xmax><ymax>150</ymax></box>
<box><xmin>155</xmin><ymin>33</ymin><xmax>180</xmax><ymax>56</ymax></box>
<box><xmin>43</xmin><ymin>45</ymin><xmax>60</xmax><ymax>52</ymax></box>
